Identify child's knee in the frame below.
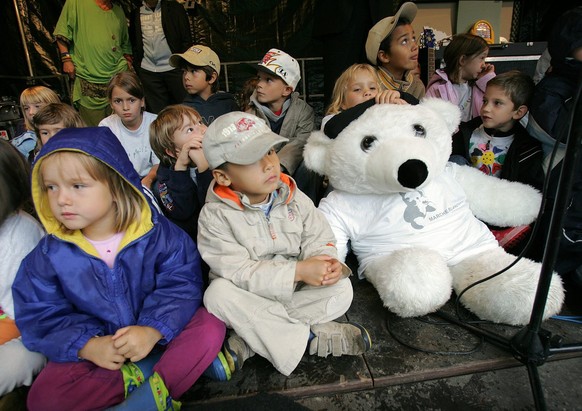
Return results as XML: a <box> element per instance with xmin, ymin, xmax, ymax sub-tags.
<box><xmin>326</xmin><ymin>278</ymin><xmax>354</xmax><ymax>318</ymax></box>
<box><xmin>195</xmin><ymin>307</ymin><xmax>227</xmax><ymax>347</ymax></box>
<box><xmin>203</xmin><ymin>278</ymin><xmax>234</xmax><ymax>315</ymax></box>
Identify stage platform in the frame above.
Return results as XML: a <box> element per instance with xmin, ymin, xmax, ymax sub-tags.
<box><xmin>183</xmin><ymin>270</ymin><xmax>582</xmax><ymax>410</ymax></box>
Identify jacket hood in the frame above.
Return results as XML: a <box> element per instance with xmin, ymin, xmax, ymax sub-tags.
<box><xmin>31</xmin><ymin>127</ymin><xmax>154</xmax><ymax>253</ymax></box>
<box><xmin>548</xmin><ymin>7</ymin><xmax>582</xmax><ymax>78</ymax></box>
<box><xmin>208</xmin><ymin>172</ymin><xmax>296</xmax><ymax>209</ymax></box>
<box><xmin>184</xmin><ymin>91</ymin><xmax>237</xmax><ymax>105</ymax></box>
<box><xmin>426</xmin><ymin>69</ymin><xmax>447</xmax><ymax>89</ymax></box>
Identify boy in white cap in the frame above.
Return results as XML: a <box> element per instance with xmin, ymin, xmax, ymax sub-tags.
<box><xmin>245</xmin><ymin>48</ymin><xmax>323</xmax><ymax>203</ymax></box>
<box><xmin>365</xmin><ymin>2</ymin><xmax>426</xmax><ymax>100</ymax></box>
<box><xmin>170</xmin><ymin>44</ymin><xmax>239</xmax><ymax>124</ymax></box>
<box><xmin>197</xmin><ymin>111</ymin><xmax>371</xmax><ymax>377</ymax></box>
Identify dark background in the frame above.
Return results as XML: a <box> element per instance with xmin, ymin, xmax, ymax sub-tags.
<box><xmin>0</xmin><ymin>0</ymin><xmax>574</xmax><ymax>121</ymax></box>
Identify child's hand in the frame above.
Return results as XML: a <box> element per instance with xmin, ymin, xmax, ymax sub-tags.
<box><xmin>478</xmin><ymin>63</ymin><xmax>495</xmax><ymax>79</ymax></box>
<box><xmin>375</xmin><ymin>90</ymin><xmax>408</xmax><ymax>105</ymax></box>
<box><xmin>295</xmin><ymin>255</ymin><xmax>342</xmax><ymax>286</ymax></box>
<box><xmin>175</xmin><ymin>130</ymin><xmax>208</xmax><ymax>172</ymax></box>
<box><xmin>112</xmin><ymin>325</ymin><xmax>162</xmax><ymax>363</ymax></box>
<box><xmin>78</xmin><ymin>335</ymin><xmax>125</xmax><ymax>370</ymax></box>
<box><xmin>111</xmin><ymin>325</ymin><xmax>162</xmax><ymax>363</ymax></box>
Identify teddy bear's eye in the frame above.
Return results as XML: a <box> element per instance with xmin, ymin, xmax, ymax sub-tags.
<box><xmin>360</xmin><ymin>136</ymin><xmax>377</xmax><ymax>152</ymax></box>
<box><xmin>413</xmin><ymin>124</ymin><xmax>426</xmax><ymax>138</ymax></box>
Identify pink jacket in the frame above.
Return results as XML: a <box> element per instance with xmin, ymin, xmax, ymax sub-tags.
<box><xmin>425</xmin><ymin>69</ymin><xmax>495</xmax><ymax>120</ymax></box>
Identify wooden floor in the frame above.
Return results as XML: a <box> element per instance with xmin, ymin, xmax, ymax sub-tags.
<box><xmin>182</xmin><ymin>272</ymin><xmax>582</xmax><ymax>410</ymax></box>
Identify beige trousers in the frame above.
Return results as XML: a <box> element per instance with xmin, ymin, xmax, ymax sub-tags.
<box><xmin>203</xmin><ymin>277</ymin><xmax>353</xmax><ymax>376</ymax></box>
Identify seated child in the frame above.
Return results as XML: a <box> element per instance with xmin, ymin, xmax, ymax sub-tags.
<box><xmin>169</xmin><ymin>44</ymin><xmax>239</xmax><ymax>125</ymax></box>
<box><xmin>32</xmin><ymin>102</ymin><xmax>85</xmax><ymax>152</ymax></box>
<box><xmin>11</xmin><ymin>86</ymin><xmax>60</xmax><ymax>162</ymax></box>
<box><xmin>365</xmin><ymin>2</ymin><xmax>426</xmax><ymax>100</ymax></box>
<box><xmin>451</xmin><ymin>70</ymin><xmax>544</xmax><ymax>190</ymax></box>
<box><xmin>426</xmin><ymin>33</ymin><xmax>496</xmax><ymax>122</ymax></box>
<box><xmin>451</xmin><ymin>70</ymin><xmax>543</xmax><ymax>250</ymax></box>
<box><xmin>12</xmin><ymin>127</ymin><xmax>225</xmax><ymax>410</ymax></box>
<box><xmin>149</xmin><ymin>104</ymin><xmax>213</xmax><ymax>242</ymax></box>
<box><xmin>0</xmin><ymin>140</ymin><xmax>46</xmax><ymax>397</ymax></box>
<box><xmin>99</xmin><ymin>71</ymin><xmax>160</xmax><ymax>190</ymax></box>
<box><xmin>322</xmin><ymin>63</ymin><xmax>415</xmax><ymax>129</ymax></box>
<box><xmin>197</xmin><ymin>111</ymin><xmax>372</xmax><ymax>377</ymax></box>
<box><xmin>245</xmin><ymin>48</ymin><xmax>321</xmax><ymax>203</ymax></box>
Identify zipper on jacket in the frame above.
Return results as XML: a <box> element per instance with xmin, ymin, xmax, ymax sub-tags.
<box><xmin>266</xmin><ymin>215</ymin><xmax>277</xmax><ymax>240</ymax></box>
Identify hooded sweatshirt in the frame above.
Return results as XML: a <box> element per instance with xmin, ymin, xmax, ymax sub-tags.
<box><xmin>12</xmin><ymin>127</ymin><xmax>204</xmax><ymax>363</ymax></box>
<box><xmin>182</xmin><ymin>91</ymin><xmax>240</xmax><ymax>125</ymax></box>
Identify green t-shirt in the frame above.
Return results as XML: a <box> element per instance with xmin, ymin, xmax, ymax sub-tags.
<box><xmin>54</xmin><ymin>0</ymin><xmax>131</xmax><ymax>108</ymax></box>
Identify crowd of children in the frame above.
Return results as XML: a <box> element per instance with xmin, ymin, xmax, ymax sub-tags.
<box><xmin>2</xmin><ymin>1</ymin><xmax>581</xmax><ymax>409</ymax></box>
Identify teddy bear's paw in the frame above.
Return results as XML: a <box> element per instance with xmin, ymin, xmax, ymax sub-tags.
<box><xmin>450</xmin><ymin>248</ymin><xmax>565</xmax><ymax>325</ymax></box>
<box><xmin>365</xmin><ymin>248</ymin><xmax>452</xmax><ymax>318</ymax></box>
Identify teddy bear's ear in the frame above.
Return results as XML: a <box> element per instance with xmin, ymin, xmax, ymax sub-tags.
<box><xmin>304</xmin><ymin>130</ymin><xmax>332</xmax><ymax>175</ymax></box>
<box><xmin>420</xmin><ymin>98</ymin><xmax>461</xmax><ymax>134</ymax></box>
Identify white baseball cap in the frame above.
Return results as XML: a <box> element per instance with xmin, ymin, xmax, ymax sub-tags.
<box><xmin>256</xmin><ymin>48</ymin><xmax>301</xmax><ymax>90</ymax></box>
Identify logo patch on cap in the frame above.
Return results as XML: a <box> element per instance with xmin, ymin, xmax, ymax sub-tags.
<box><xmin>236</xmin><ymin>117</ymin><xmax>256</xmax><ymax>132</ymax></box>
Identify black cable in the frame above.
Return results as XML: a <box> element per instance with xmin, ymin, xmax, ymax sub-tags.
<box><xmin>385</xmin><ymin>313</ymin><xmax>484</xmax><ymax>355</ymax></box>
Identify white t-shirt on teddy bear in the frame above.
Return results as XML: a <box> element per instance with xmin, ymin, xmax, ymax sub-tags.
<box><xmin>318</xmin><ymin>162</ymin><xmax>498</xmax><ymax>278</ymax></box>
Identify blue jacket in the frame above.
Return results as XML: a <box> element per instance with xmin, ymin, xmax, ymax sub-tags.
<box><xmin>13</xmin><ymin>127</ymin><xmax>204</xmax><ymax>363</ymax></box>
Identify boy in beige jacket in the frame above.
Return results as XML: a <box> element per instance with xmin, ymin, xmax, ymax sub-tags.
<box><xmin>197</xmin><ymin>111</ymin><xmax>371</xmax><ymax>377</ymax></box>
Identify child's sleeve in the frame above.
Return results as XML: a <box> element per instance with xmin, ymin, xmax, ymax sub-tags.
<box><xmin>297</xmin><ymin>192</ymin><xmax>351</xmax><ymax>280</ymax></box>
<box><xmin>198</xmin><ymin>208</ymin><xmax>297</xmax><ymax>303</ymax></box>
<box><xmin>137</xmin><ymin>221</ymin><xmax>204</xmax><ymax>344</ymax></box>
<box><xmin>277</xmin><ymin>102</ymin><xmax>315</xmax><ymax>175</ymax></box>
<box><xmin>155</xmin><ymin>166</ymin><xmax>200</xmax><ymax>221</ymax></box>
<box><xmin>12</xmin><ymin>248</ymin><xmax>106</xmax><ymax>363</ymax></box>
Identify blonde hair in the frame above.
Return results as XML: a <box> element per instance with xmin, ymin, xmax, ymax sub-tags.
<box><xmin>38</xmin><ymin>151</ymin><xmax>142</xmax><ymax>235</ymax></box>
<box><xmin>326</xmin><ymin>64</ymin><xmax>382</xmax><ymax>115</ymax></box>
<box><xmin>150</xmin><ymin>104</ymin><xmax>204</xmax><ymax>167</ymax></box>
<box><xmin>20</xmin><ymin>86</ymin><xmax>61</xmax><ymax>130</ymax></box>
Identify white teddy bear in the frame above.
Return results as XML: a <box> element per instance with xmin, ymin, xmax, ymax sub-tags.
<box><xmin>304</xmin><ymin>98</ymin><xmax>564</xmax><ymax>326</ymax></box>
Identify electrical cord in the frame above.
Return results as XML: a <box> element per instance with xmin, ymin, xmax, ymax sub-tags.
<box><xmin>384</xmin><ymin>313</ymin><xmax>484</xmax><ymax>355</ymax></box>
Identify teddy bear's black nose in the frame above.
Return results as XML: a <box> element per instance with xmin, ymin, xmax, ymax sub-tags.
<box><xmin>398</xmin><ymin>159</ymin><xmax>428</xmax><ymax>189</ymax></box>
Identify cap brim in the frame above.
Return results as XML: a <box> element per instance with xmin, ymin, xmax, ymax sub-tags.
<box><xmin>255</xmin><ymin>64</ymin><xmax>284</xmax><ymax>81</ymax></box>
<box><xmin>169</xmin><ymin>54</ymin><xmax>187</xmax><ymax>68</ymax></box>
<box><xmin>169</xmin><ymin>53</ymin><xmax>220</xmax><ymax>75</ymax></box>
<box><xmin>225</xmin><ymin>132</ymin><xmax>289</xmax><ymax>165</ymax></box>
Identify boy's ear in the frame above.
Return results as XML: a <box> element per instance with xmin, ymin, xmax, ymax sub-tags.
<box><xmin>378</xmin><ymin>50</ymin><xmax>389</xmax><ymax>64</ymax></box>
<box><xmin>513</xmin><ymin>104</ymin><xmax>528</xmax><ymax>120</ymax></box>
<box><xmin>282</xmin><ymin>85</ymin><xmax>294</xmax><ymax>97</ymax></box>
<box><xmin>212</xmin><ymin>169</ymin><xmax>231</xmax><ymax>186</ymax></box>
<box><xmin>208</xmin><ymin>71</ymin><xmax>218</xmax><ymax>85</ymax></box>
<box><xmin>165</xmin><ymin>147</ymin><xmax>178</xmax><ymax>160</ymax></box>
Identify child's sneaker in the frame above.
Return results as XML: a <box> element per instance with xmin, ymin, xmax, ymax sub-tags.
<box><xmin>202</xmin><ymin>351</ymin><xmax>231</xmax><ymax>381</ymax></box>
<box><xmin>223</xmin><ymin>331</ymin><xmax>255</xmax><ymax>372</ymax></box>
<box><xmin>309</xmin><ymin>321</ymin><xmax>372</xmax><ymax>357</ymax></box>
